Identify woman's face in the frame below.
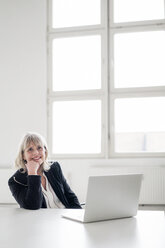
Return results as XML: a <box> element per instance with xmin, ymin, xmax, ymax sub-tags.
<box><xmin>23</xmin><ymin>142</ymin><xmax>46</xmax><ymax>165</ymax></box>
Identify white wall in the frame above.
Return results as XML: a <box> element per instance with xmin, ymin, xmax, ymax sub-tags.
<box><xmin>0</xmin><ymin>0</ymin><xmax>165</xmax><ymax>205</ymax></box>
<box><xmin>0</xmin><ymin>0</ymin><xmax>47</xmax><ymax>166</ymax></box>
<box><xmin>0</xmin><ymin>0</ymin><xmax>47</xmax><ymax>203</ymax></box>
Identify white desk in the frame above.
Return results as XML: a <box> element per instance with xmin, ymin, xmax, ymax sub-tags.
<box><xmin>0</xmin><ymin>208</ymin><xmax>165</xmax><ymax>248</ymax></box>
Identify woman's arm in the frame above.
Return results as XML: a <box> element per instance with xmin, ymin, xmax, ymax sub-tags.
<box><xmin>8</xmin><ymin>175</ymin><xmax>43</xmax><ymax>210</ymax></box>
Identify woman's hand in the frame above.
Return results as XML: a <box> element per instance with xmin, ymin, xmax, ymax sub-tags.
<box><xmin>25</xmin><ymin>159</ymin><xmax>41</xmax><ymax>175</ymax></box>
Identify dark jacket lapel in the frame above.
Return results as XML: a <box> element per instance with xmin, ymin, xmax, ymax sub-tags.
<box><xmin>44</xmin><ymin>170</ymin><xmax>69</xmax><ymax>207</ymax></box>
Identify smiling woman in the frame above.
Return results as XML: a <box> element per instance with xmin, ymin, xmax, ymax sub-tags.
<box><xmin>15</xmin><ymin>133</ymin><xmax>49</xmax><ymax>173</ymax></box>
<box><xmin>8</xmin><ymin>132</ymin><xmax>81</xmax><ymax>210</ymax></box>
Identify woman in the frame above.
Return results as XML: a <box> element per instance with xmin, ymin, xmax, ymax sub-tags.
<box><xmin>8</xmin><ymin>132</ymin><xmax>81</xmax><ymax>210</ymax></box>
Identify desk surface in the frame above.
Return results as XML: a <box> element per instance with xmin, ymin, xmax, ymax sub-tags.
<box><xmin>0</xmin><ymin>208</ymin><xmax>165</xmax><ymax>248</ymax></box>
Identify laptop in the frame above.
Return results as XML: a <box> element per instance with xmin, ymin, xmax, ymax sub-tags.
<box><xmin>62</xmin><ymin>174</ymin><xmax>143</xmax><ymax>223</ymax></box>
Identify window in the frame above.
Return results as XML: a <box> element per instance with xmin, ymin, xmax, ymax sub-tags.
<box><xmin>48</xmin><ymin>0</ymin><xmax>165</xmax><ymax>158</ymax></box>
<box><xmin>52</xmin><ymin>100</ymin><xmax>101</xmax><ymax>154</ymax></box>
<box><xmin>52</xmin><ymin>35</ymin><xmax>101</xmax><ymax>91</ymax></box>
<box><xmin>52</xmin><ymin>0</ymin><xmax>101</xmax><ymax>28</ymax></box>
<box><xmin>114</xmin><ymin>30</ymin><xmax>165</xmax><ymax>88</ymax></box>
<box><xmin>113</xmin><ymin>0</ymin><xmax>164</xmax><ymax>23</ymax></box>
<box><xmin>114</xmin><ymin>97</ymin><xmax>165</xmax><ymax>153</ymax></box>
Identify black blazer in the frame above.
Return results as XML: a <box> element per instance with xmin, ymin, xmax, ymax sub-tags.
<box><xmin>8</xmin><ymin>162</ymin><xmax>81</xmax><ymax>210</ymax></box>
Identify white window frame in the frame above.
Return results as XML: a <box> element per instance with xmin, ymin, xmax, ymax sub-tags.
<box><xmin>47</xmin><ymin>0</ymin><xmax>165</xmax><ymax>158</ymax></box>
<box><xmin>47</xmin><ymin>0</ymin><xmax>108</xmax><ymax>158</ymax></box>
<box><xmin>109</xmin><ymin>1</ymin><xmax>165</xmax><ymax>158</ymax></box>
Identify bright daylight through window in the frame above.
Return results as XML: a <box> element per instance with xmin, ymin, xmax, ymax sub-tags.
<box><xmin>48</xmin><ymin>0</ymin><xmax>165</xmax><ymax>158</ymax></box>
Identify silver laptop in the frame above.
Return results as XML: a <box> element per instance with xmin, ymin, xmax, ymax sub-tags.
<box><xmin>62</xmin><ymin>174</ymin><xmax>142</xmax><ymax>223</ymax></box>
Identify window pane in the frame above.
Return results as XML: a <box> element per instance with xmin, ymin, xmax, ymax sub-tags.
<box><xmin>52</xmin><ymin>100</ymin><xmax>101</xmax><ymax>154</ymax></box>
<box><xmin>52</xmin><ymin>0</ymin><xmax>101</xmax><ymax>28</ymax></box>
<box><xmin>53</xmin><ymin>36</ymin><xmax>101</xmax><ymax>91</ymax></box>
<box><xmin>114</xmin><ymin>97</ymin><xmax>165</xmax><ymax>153</ymax></box>
<box><xmin>114</xmin><ymin>0</ymin><xmax>165</xmax><ymax>23</ymax></box>
<box><xmin>114</xmin><ymin>31</ymin><xmax>165</xmax><ymax>88</ymax></box>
